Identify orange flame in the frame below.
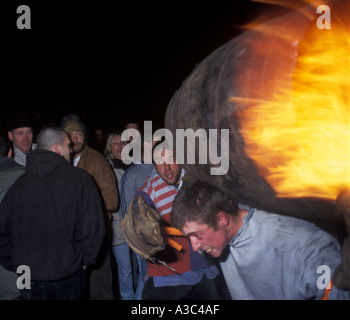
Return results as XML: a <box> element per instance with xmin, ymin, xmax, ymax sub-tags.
<box><xmin>235</xmin><ymin>1</ymin><xmax>350</xmax><ymax>200</ymax></box>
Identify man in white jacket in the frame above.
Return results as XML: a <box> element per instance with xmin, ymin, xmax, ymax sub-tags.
<box><xmin>171</xmin><ymin>179</ymin><xmax>350</xmax><ymax>300</ymax></box>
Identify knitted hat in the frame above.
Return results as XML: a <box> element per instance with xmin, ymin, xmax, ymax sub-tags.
<box><xmin>60</xmin><ymin>113</ymin><xmax>87</xmax><ymax>135</ymax></box>
<box><xmin>7</xmin><ymin>112</ymin><xmax>33</xmax><ymax>132</ymax></box>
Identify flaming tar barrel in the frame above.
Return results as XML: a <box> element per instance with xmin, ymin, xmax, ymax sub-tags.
<box><xmin>165</xmin><ymin>1</ymin><xmax>349</xmax><ymax>234</ymax></box>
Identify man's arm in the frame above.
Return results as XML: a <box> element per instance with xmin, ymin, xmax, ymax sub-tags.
<box><xmin>75</xmin><ymin>174</ymin><xmax>106</xmax><ymax>268</ymax></box>
<box><xmin>0</xmin><ymin>191</ymin><xmax>14</xmax><ymax>271</ymax></box>
<box><xmin>96</xmin><ymin>160</ymin><xmax>119</xmax><ymax>214</ymax></box>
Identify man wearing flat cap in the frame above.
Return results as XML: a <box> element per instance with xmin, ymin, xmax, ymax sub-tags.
<box><xmin>7</xmin><ymin>112</ymin><xmax>34</xmax><ymax>166</ymax></box>
<box><xmin>61</xmin><ymin>113</ymin><xmax>118</xmax><ymax>300</ymax></box>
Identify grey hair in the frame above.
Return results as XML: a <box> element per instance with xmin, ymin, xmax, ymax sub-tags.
<box><xmin>36</xmin><ymin>127</ymin><xmax>68</xmax><ymax>151</ymax></box>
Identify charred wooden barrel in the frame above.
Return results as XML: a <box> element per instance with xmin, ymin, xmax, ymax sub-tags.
<box><xmin>165</xmin><ymin>3</ymin><xmax>346</xmax><ymax>233</ymax></box>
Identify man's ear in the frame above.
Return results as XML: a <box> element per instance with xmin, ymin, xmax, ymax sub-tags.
<box><xmin>217</xmin><ymin>211</ymin><xmax>229</xmax><ymax>227</ymax></box>
<box><xmin>8</xmin><ymin>131</ymin><xmax>13</xmax><ymax>142</ymax></box>
<box><xmin>52</xmin><ymin>143</ymin><xmax>62</xmax><ymax>155</ymax></box>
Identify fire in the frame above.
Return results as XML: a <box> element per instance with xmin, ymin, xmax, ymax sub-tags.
<box><xmin>234</xmin><ymin>1</ymin><xmax>349</xmax><ymax>200</ymax></box>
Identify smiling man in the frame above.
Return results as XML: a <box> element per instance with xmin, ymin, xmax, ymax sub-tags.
<box><xmin>171</xmin><ymin>179</ymin><xmax>350</xmax><ymax>300</ymax></box>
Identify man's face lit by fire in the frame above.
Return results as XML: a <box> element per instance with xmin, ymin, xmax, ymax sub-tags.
<box><xmin>154</xmin><ymin>148</ymin><xmax>181</xmax><ymax>186</ymax></box>
<box><xmin>181</xmin><ymin>212</ymin><xmax>231</xmax><ymax>258</ymax></box>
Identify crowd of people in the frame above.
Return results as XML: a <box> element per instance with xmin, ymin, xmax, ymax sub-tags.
<box><xmin>0</xmin><ymin>111</ymin><xmax>349</xmax><ymax>300</ymax></box>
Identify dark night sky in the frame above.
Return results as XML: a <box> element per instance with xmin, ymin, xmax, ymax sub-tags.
<box><xmin>2</xmin><ymin>0</ymin><xmax>289</xmax><ymax>135</ymax></box>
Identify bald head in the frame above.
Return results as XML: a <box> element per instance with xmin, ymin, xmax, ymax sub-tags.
<box><xmin>36</xmin><ymin>127</ymin><xmax>72</xmax><ymax>162</ymax></box>
<box><xmin>37</xmin><ymin>127</ymin><xmax>66</xmax><ymax>150</ymax></box>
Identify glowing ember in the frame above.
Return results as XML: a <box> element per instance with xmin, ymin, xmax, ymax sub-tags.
<box><xmin>234</xmin><ymin>2</ymin><xmax>349</xmax><ymax>200</ymax></box>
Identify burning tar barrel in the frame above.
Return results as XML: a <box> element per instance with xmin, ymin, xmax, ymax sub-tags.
<box><xmin>165</xmin><ymin>0</ymin><xmax>349</xmax><ymax>234</ymax></box>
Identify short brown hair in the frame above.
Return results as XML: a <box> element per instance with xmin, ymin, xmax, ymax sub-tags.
<box><xmin>171</xmin><ymin>179</ymin><xmax>238</xmax><ymax>230</ymax></box>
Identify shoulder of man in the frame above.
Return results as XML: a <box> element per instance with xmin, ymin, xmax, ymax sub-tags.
<box><xmin>140</xmin><ymin>170</ymin><xmax>162</xmax><ymax>193</ymax></box>
<box><xmin>79</xmin><ymin>146</ymin><xmax>115</xmax><ymax>178</ymax></box>
<box><xmin>251</xmin><ymin>208</ymin><xmax>336</xmax><ymax>243</ymax></box>
<box><xmin>82</xmin><ymin>145</ymin><xmax>108</xmax><ymax>164</ymax></box>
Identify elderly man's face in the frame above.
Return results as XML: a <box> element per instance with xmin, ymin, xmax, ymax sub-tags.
<box><xmin>8</xmin><ymin>127</ymin><xmax>33</xmax><ymax>153</ymax></box>
<box><xmin>154</xmin><ymin>148</ymin><xmax>181</xmax><ymax>186</ymax></box>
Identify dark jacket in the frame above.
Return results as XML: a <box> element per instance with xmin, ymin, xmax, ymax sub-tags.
<box><xmin>0</xmin><ymin>157</ymin><xmax>25</xmax><ymax>203</ymax></box>
<box><xmin>0</xmin><ymin>156</ymin><xmax>24</xmax><ymax>299</ymax></box>
<box><xmin>0</xmin><ymin>149</ymin><xmax>105</xmax><ymax>281</ymax></box>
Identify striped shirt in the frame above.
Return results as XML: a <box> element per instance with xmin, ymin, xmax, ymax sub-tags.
<box><xmin>141</xmin><ymin>169</ymin><xmax>182</xmax><ymax>217</ymax></box>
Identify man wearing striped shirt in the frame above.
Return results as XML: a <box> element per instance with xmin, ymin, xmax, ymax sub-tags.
<box><xmin>138</xmin><ymin>143</ymin><xmax>220</xmax><ymax>300</ymax></box>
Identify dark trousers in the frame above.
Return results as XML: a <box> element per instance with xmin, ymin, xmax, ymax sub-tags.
<box><xmin>85</xmin><ymin>220</ymin><xmax>114</xmax><ymax>300</ymax></box>
<box><xmin>142</xmin><ymin>274</ymin><xmax>220</xmax><ymax>300</ymax></box>
<box><xmin>19</xmin><ymin>269</ymin><xmax>84</xmax><ymax>300</ymax></box>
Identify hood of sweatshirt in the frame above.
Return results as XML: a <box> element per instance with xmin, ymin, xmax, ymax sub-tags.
<box><xmin>26</xmin><ymin>149</ymin><xmax>68</xmax><ymax>178</ymax></box>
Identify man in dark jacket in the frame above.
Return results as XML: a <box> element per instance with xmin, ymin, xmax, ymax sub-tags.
<box><xmin>0</xmin><ymin>135</ymin><xmax>25</xmax><ymax>299</ymax></box>
<box><xmin>0</xmin><ymin>135</ymin><xmax>25</xmax><ymax>203</ymax></box>
<box><xmin>0</xmin><ymin>127</ymin><xmax>105</xmax><ymax>300</ymax></box>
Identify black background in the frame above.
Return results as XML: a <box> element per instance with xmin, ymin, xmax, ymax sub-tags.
<box><xmin>1</xmin><ymin>0</ymin><xmax>289</xmax><ymax>136</ymax></box>
<box><xmin>0</xmin><ymin>1</ymin><xmax>346</xmax><ymax>313</ymax></box>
